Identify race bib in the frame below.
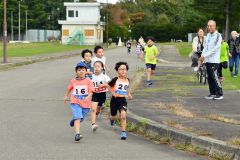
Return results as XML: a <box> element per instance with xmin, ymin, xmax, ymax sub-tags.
<box><xmin>115</xmin><ymin>81</ymin><xmax>129</xmax><ymax>95</ymax></box>
<box><xmin>73</xmin><ymin>85</ymin><xmax>88</xmax><ymax>99</ymax></box>
<box><xmin>93</xmin><ymin>81</ymin><xmax>107</xmax><ymax>93</ymax></box>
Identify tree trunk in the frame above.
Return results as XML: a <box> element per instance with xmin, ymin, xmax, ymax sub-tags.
<box><xmin>225</xmin><ymin>0</ymin><xmax>231</xmax><ymax>40</ymax></box>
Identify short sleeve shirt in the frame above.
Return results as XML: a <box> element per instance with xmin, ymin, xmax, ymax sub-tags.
<box><xmin>91</xmin><ymin>56</ymin><xmax>106</xmax><ymax>67</ymax></box>
<box><xmin>67</xmin><ymin>78</ymin><xmax>94</xmax><ymax>108</ymax></box>
<box><xmin>91</xmin><ymin>73</ymin><xmax>111</xmax><ymax>93</ymax></box>
<box><xmin>108</xmin><ymin>77</ymin><xmax>129</xmax><ymax>98</ymax></box>
<box><xmin>144</xmin><ymin>45</ymin><xmax>158</xmax><ymax>64</ymax></box>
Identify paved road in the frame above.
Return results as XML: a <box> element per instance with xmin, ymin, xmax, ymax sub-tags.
<box><xmin>0</xmin><ymin>47</ymin><xmax>206</xmax><ymax>160</ymax></box>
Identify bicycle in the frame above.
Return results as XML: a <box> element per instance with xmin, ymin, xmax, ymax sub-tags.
<box><xmin>197</xmin><ymin>63</ymin><xmax>207</xmax><ymax>85</ymax></box>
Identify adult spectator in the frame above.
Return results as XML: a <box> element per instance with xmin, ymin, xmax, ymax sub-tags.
<box><xmin>228</xmin><ymin>31</ymin><xmax>240</xmax><ymax>78</ymax></box>
<box><xmin>199</xmin><ymin>20</ymin><xmax>223</xmax><ymax>100</ymax></box>
<box><xmin>191</xmin><ymin>28</ymin><xmax>206</xmax><ymax>71</ymax></box>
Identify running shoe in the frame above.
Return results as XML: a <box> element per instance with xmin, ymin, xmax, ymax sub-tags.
<box><xmin>110</xmin><ymin>119</ymin><xmax>115</xmax><ymax>127</ymax></box>
<box><xmin>92</xmin><ymin>124</ymin><xmax>98</xmax><ymax>132</ymax></box>
<box><xmin>213</xmin><ymin>96</ymin><xmax>224</xmax><ymax>100</ymax></box>
<box><xmin>146</xmin><ymin>81</ymin><xmax>153</xmax><ymax>86</ymax></box>
<box><xmin>121</xmin><ymin>131</ymin><xmax>127</xmax><ymax>140</ymax></box>
<box><xmin>75</xmin><ymin>134</ymin><xmax>83</xmax><ymax>142</ymax></box>
<box><xmin>204</xmin><ymin>94</ymin><xmax>216</xmax><ymax>100</ymax></box>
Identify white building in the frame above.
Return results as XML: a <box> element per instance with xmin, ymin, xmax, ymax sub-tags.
<box><xmin>58</xmin><ymin>2</ymin><xmax>104</xmax><ymax>45</ymax></box>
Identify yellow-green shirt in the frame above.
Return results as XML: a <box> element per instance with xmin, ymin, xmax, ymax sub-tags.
<box><xmin>220</xmin><ymin>42</ymin><xmax>229</xmax><ymax>63</ymax></box>
<box><xmin>144</xmin><ymin>45</ymin><xmax>158</xmax><ymax>64</ymax></box>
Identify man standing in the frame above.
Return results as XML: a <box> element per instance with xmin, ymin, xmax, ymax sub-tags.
<box><xmin>199</xmin><ymin>20</ymin><xmax>223</xmax><ymax>100</ymax></box>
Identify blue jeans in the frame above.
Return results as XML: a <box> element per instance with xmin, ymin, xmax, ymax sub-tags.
<box><xmin>229</xmin><ymin>54</ymin><xmax>240</xmax><ymax>76</ymax></box>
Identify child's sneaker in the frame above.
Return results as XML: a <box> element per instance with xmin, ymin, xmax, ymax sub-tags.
<box><xmin>146</xmin><ymin>81</ymin><xmax>153</xmax><ymax>86</ymax></box>
<box><xmin>121</xmin><ymin>131</ymin><xmax>127</xmax><ymax>140</ymax></box>
<box><xmin>110</xmin><ymin>119</ymin><xmax>115</xmax><ymax>127</ymax></box>
<box><xmin>91</xmin><ymin>124</ymin><xmax>98</xmax><ymax>132</ymax></box>
<box><xmin>75</xmin><ymin>134</ymin><xmax>83</xmax><ymax>142</ymax></box>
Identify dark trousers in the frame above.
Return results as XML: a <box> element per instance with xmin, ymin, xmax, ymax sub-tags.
<box><xmin>206</xmin><ymin>63</ymin><xmax>223</xmax><ymax>96</ymax></box>
<box><xmin>217</xmin><ymin>61</ymin><xmax>228</xmax><ymax>78</ymax></box>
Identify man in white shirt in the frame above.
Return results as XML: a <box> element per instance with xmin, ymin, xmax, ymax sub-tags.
<box><xmin>199</xmin><ymin>20</ymin><xmax>223</xmax><ymax>100</ymax></box>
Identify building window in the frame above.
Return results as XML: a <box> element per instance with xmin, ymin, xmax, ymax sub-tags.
<box><xmin>63</xmin><ymin>29</ymin><xmax>69</xmax><ymax>36</ymax></box>
<box><xmin>68</xmin><ymin>10</ymin><xmax>74</xmax><ymax>18</ymax></box>
<box><xmin>84</xmin><ymin>29</ymin><xmax>94</xmax><ymax>37</ymax></box>
<box><xmin>76</xmin><ymin>11</ymin><xmax>78</xmax><ymax>17</ymax></box>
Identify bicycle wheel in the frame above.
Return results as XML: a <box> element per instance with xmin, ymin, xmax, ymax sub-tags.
<box><xmin>203</xmin><ymin>71</ymin><xmax>207</xmax><ymax>85</ymax></box>
<box><xmin>198</xmin><ymin>70</ymin><xmax>203</xmax><ymax>83</ymax></box>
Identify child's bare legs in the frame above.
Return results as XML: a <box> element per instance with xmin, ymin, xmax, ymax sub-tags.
<box><xmin>120</xmin><ymin>110</ymin><xmax>127</xmax><ymax>131</ymax></box>
<box><xmin>74</xmin><ymin>119</ymin><xmax>81</xmax><ymax>134</ymax></box>
<box><xmin>91</xmin><ymin>102</ymin><xmax>98</xmax><ymax>124</ymax></box>
<box><xmin>151</xmin><ymin>69</ymin><xmax>155</xmax><ymax>75</ymax></box>
<box><xmin>96</xmin><ymin>106</ymin><xmax>102</xmax><ymax>115</ymax></box>
<box><xmin>147</xmin><ymin>68</ymin><xmax>152</xmax><ymax>81</ymax></box>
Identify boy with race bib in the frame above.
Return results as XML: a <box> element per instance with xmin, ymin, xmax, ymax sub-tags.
<box><xmin>64</xmin><ymin>62</ymin><xmax>94</xmax><ymax>142</ymax></box>
<box><xmin>108</xmin><ymin>62</ymin><xmax>133</xmax><ymax>140</ymax></box>
<box><xmin>91</xmin><ymin>61</ymin><xmax>111</xmax><ymax>132</ymax></box>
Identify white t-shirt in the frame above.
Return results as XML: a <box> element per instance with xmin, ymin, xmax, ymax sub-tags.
<box><xmin>91</xmin><ymin>73</ymin><xmax>110</xmax><ymax>93</ymax></box>
<box><xmin>91</xmin><ymin>56</ymin><xmax>106</xmax><ymax>67</ymax></box>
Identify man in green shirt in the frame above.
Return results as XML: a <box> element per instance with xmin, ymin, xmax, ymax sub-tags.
<box><xmin>217</xmin><ymin>39</ymin><xmax>229</xmax><ymax>81</ymax></box>
<box><xmin>142</xmin><ymin>36</ymin><xmax>159</xmax><ymax>86</ymax></box>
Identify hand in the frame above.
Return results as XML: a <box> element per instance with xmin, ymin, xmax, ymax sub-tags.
<box><xmin>125</xmin><ymin>94</ymin><xmax>133</xmax><ymax>100</ymax></box>
<box><xmin>84</xmin><ymin>95</ymin><xmax>91</xmax><ymax>102</ymax></box>
<box><xmin>199</xmin><ymin>56</ymin><xmax>205</xmax><ymax>63</ymax></box>
<box><xmin>229</xmin><ymin>53</ymin><xmax>232</xmax><ymax>58</ymax></box>
<box><xmin>64</xmin><ymin>95</ymin><xmax>68</xmax><ymax>104</ymax></box>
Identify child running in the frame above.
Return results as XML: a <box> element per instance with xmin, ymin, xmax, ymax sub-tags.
<box><xmin>142</xmin><ymin>36</ymin><xmax>160</xmax><ymax>86</ymax></box>
<box><xmin>64</xmin><ymin>62</ymin><xmax>94</xmax><ymax>142</ymax></box>
<box><xmin>108</xmin><ymin>62</ymin><xmax>132</xmax><ymax>140</ymax></box>
<box><xmin>92</xmin><ymin>45</ymin><xmax>110</xmax><ymax>73</ymax></box>
<box><xmin>91</xmin><ymin>61</ymin><xmax>111</xmax><ymax>132</ymax></box>
<box><xmin>81</xmin><ymin>49</ymin><xmax>94</xmax><ymax>79</ymax></box>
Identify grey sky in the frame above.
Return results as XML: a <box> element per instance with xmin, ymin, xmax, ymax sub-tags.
<box><xmin>97</xmin><ymin>0</ymin><xmax>119</xmax><ymax>4</ymax></box>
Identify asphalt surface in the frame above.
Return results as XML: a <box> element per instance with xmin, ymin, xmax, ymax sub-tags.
<box><xmin>129</xmin><ymin>45</ymin><xmax>240</xmax><ymax>141</ymax></box>
<box><xmin>0</xmin><ymin>46</ymin><xmax>206</xmax><ymax>160</ymax></box>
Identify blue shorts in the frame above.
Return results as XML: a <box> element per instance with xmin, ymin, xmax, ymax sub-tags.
<box><xmin>70</xmin><ymin>103</ymin><xmax>90</xmax><ymax>122</ymax></box>
<box><xmin>146</xmin><ymin>63</ymin><xmax>156</xmax><ymax>70</ymax></box>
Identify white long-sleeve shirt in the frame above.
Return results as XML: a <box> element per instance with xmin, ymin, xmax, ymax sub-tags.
<box><xmin>202</xmin><ymin>31</ymin><xmax>222</xmax><ymax>63</ymax></box>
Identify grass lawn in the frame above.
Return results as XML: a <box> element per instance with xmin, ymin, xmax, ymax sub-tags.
<box><xmin>0</xmin><ymin>42</ymin><xmax>90</xmax><ymax>57</ymax></box>
<box><xmin>173</xmin><ymin>42</ymin><xmax>192</xmax><ymax>57</ymax></box>
<box><xmin>160</xmin><ymin>42</ymin><xmax>240</xmax><ymax>90</ymax></box>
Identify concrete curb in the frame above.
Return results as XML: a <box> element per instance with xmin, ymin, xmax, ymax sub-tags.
<box><xmin>127</xmin><ymin>58</ymin><xmax>240</xmax><ymax>159</ymax></box>
<box><xmin>127</xmin><ymin>111</ymin><xmax>240</xmax><ymax>160</ymax></box>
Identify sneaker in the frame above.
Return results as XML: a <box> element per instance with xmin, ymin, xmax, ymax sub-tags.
<box><xmin>75</xmin><ymin>134</ymin><xmax>83</xmax><ymax>142</ymax></box>
<box><xmin>146</xmin><ymin>81</ymin><xmax>153</xmax><ymax>86</ymax></box>
<box><xmin>213</xmin><ymin>96</ymin><xmax>224</xmax><ymax>100</ymax></box>
<box><xmin>110</xmin><ymin>119</ymin><xmax>115</xmax><ymax>127</ymax></box>
<box><xmin>92</xmin><ymin>124</ymin><xmax>98</xmax><ymax>132</ymax></box>
<box><xmin>230</xmin><ymin>72</ymin><xmax>234</xmax><ymax>77</ymax></box>
<box><xmin>204</xmin><ymin>94</ymin><xmax>216</xmax><ymax>100</ymax></box>
<box><xmin>233</xmin><ymin>75</ymin><xmax>237</xmax><ymax>78</ymax></box>
<box><xmin>121</xmin><ymin>131</ymin><xmax>127</xmax><ymax>140</ymax></box>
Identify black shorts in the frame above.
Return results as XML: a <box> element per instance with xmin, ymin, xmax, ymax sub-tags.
<box><xmin>146</xmin><ymin>63</ymin><xmax>156</xmax><ymax>70</ymax></box>
<box><xmin>110</xmin><ymin>97</ymin><xmax>127</xmax><ymax>116</ymax></box>
<box><xmin>91</xmin><ymin>92</ymin><xmax>106</xmax><ymax>106</ymax></box>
